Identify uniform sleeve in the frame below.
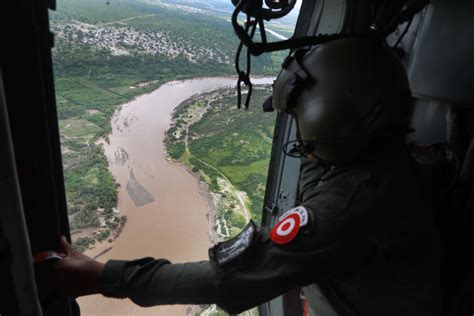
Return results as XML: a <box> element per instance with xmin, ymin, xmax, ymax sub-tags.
<box><xmin>100</xmin><ymin>224</ymin><xmax>375</xmax><ymax>313</ymax></box>
<box><xmin>101</xmin><ymin>258</ymin><xmax>222</xmax><ymax>306</ymax></box>
<box><xmin>99</xmin><ymin>169</ymin><xmax>376</xmax><ymax>313</ymax></box>
<box><xmin>208</xmin><ymin>221</ymin><xmax>375</xmax><ymax>313</ymax></box>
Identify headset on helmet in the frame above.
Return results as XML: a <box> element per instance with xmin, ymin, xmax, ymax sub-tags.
<box><xmin>273</xmin><ymin>38</ymin><xmax>414</xmax><ymax>163</ymax></box>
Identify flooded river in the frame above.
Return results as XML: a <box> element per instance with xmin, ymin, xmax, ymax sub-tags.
<box><xmin>78</xmin><ymin>76</ymin><xmax>273</xmax><ymax>315</ymax></box>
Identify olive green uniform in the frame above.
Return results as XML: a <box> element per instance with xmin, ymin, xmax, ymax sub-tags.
<box><xmin>101</xmin><ymin>145</ymin><xmax>441</xmax><ymax>315</ymax></box>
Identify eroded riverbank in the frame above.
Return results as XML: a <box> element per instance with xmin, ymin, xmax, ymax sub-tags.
<box><xmin>77</xmin><ymin>76</ymin><xmax>272</xmax><ymax>315</ymax></box>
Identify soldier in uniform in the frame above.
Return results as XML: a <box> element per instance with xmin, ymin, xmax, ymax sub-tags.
<box><xmin>54</xmin><ymin>38</ymin><xmax>441</xmax><ymax>315</ymax></box>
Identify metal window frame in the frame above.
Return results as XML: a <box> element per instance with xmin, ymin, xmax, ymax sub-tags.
<box><xmin>1</xmin><ymin>0</ymin><xmax>76</xmax><ymax>314</ymax></box>
<box><xmin>0</xmin><ymin>67</ymin><xmax>43</xmax><ymax>316</ymax></box>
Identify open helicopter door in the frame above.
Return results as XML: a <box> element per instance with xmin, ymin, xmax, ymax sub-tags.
<box><xmin>259</xmin><ymin>0</ymin><xmax>474</xmax><ymax>315</ymax></box>
<box><xmin>1</xmin><ymin>0</ymin><xmax>78</xmax><ymax>315</ymax></box>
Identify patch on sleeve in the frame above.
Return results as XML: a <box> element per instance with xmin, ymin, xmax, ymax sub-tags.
<box><xmin>278</xmin><ymin>205</ymin><xmax>309</xmax><ymax>226</ymax></box>
<box><xmin>270</xmin><ymin>206</ymin><xmax>309</xmax><ymax>245</ymax></box>
<box><xmin>212</xmin><ymin>220</ymin><xmax>256</xmax><ymax>266</ymax></box>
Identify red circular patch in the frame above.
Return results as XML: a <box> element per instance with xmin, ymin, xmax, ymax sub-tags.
<box><xmin>270</xmin><ymin>213</ymin><xmax>301</xmax><ymax>245</ymax></box>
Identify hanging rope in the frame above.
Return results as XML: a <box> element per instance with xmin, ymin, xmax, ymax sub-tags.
<box><xmin>235</xmin><ymin>14</ymin><xmax>257</xmax><ymax>109</ymax></box>
<box><xmin>231</xmin><ymin>0</ymin><xmax>429</xmax><ymax>109</ymax></box>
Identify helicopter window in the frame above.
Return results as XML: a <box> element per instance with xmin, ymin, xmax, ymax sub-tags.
<box><xmin>50</xmin><ymin>0</ymin><xmax>300</xmax><ymax>314</ymax></box>
<box><xmin>4</xmin><ymin>0</ymin><xmax>474</xmax><ymax>314</ymax></box>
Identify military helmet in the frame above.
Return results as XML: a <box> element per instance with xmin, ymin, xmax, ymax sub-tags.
<box><xmin>273</xmin><ymin>38</ymin><xmax>412</xmax><ymax>163</ymax></box>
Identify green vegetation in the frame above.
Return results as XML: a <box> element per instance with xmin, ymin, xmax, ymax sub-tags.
<box><xmin>52</xmin><ymin>0</ymin><xmax>285</xmax><ymax>245</ymax></box>
<box><xmin>73</xmin><ymin>236</ymin><xmax>96</xmax><ymax>252</ymax></box>
<box><xmin>52</xmin><ymin>1</ymin><xmax>289</xmax><ymax>314</ymax></box>
<box><xmin>166</xmin><ymin>88</ymin><xmax>276</xmax><ymax>230</ymax></box>
<box><xmin>62</xmin><ymin>142</ymin><xmax>118</xmax><ymax>230</ymax></box>
<box><xmin>168</xmin><ymin>142</ymin><xmax>186</xmax><ymax>160</ymax></box>
<box><xmin>188</xmin><ymin>89</ymin><xmax>275</xmax><ymax>224</ymax></box>
<box><xmin>52</xmin><ymin>0</ymin><xmax>282</xmax><ymax>129</ymax></box>
<box><xmin>96</xmin><ymin>229</ymin><xmax>112</xmax><ymax>242</ymax></box>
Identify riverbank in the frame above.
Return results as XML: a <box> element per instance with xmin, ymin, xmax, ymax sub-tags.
<box><xmin>70</xmin><ymin>76</ymin><xmax>271</xmax><ymax>252</ymax></box>
<box><xmin>166</xmin><ymin>156</ymin><xmax>222</xmax><ymax>244</ymax></box>
<box><xmin>77</xmin><ymin>76</ymin><xmax>272</xmax><ymax>315</ymax></box>
<box><xmin>165</xmin><ymin>86</ymin><xmax>276</xmax><ymax>237</ymax></box>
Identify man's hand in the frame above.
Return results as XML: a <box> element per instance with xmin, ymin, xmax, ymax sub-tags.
<box><xmin>54</xmin><ymin>236</ymin><xmax>105</xmax><ymax>297</ymax></box>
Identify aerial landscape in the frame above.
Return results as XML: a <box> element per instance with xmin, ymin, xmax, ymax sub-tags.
<box><xmin>52</xmin><ymin>0</ymin><xmax>298</xmax><ymax>314</ymax></box>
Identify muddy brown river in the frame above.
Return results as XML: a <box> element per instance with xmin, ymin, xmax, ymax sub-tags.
<box><xmin>78</xmin><ymin>77</ymin><xmax>273</xmax><ymax>315</ymax></box>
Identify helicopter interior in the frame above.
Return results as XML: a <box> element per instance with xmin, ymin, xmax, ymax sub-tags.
<box><xmin>1</xmin><ymin>0</ymin><xmax>474</xmax><ymax>315</ymax></box>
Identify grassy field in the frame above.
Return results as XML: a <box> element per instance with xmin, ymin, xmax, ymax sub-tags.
<box><xmin>166</xmin><ymin>88</ymin><xmax>276</xmax><ymax>232</ymax></box>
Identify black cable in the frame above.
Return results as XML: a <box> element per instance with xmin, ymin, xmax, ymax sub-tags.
<box><xmin>235</xmin><ymin>13</ymin><xmax>250</xmax><ymax>109</ymax></box>
<box><xmin>235</xmin><ymin>45</ymin><xmax>243</xmax><ymax>108</ymax></box>
<box><xmin>244</xmin><ymin>21</ymin><xmax>257</xmax><ymax>108</ymax></box>
<box><xmin>236</xmin><ymin>41</ymin><xmax>244</xmax><ymax>109</ymax></box>
<box><xmin>231</xmin><ymin>0</ymin><xmax>375</xmax><ymax>108</ymax></box>
<box><xmin>234</xmin><ymin>22</ymin><xmax>378</xmax><ymax>56</ymax></box>
<box><xmin>257</xmin><ymin>17</ymin><xmax>267</xmax><ymax>43</ymax></box>
<box><xmin>232</xmin><ymin>0</ymin><xmax>296</xmax><ymax>20</ymax></box>
<box><xmin>282</xmin><ymin>140</ymin><xmax>306</xmax><ymax>158</ymax></box>
<box><xmin>232</xmin><ymin>0</ymin><xmax>427</xmax><ymax>55</ymax></box>
<box><xmin>231</xmin><ymin>0</ymin><xmax>427</xmax><ymax>111</ymax></box>
<box><xmin>235</xmin><ymin>10</ymin><xmax>258</xmax><ymax>109</ymax></box>
<box><xmin>392</xmin><ymin>17</ymin><xmax>413</xmax><ymax>48</ymax></box>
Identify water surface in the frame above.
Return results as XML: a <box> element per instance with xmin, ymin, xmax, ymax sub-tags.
<box><xmin>78</xmin><ymin>76</ymin><xmax>273</xmax><ymax>315</ymax></box>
